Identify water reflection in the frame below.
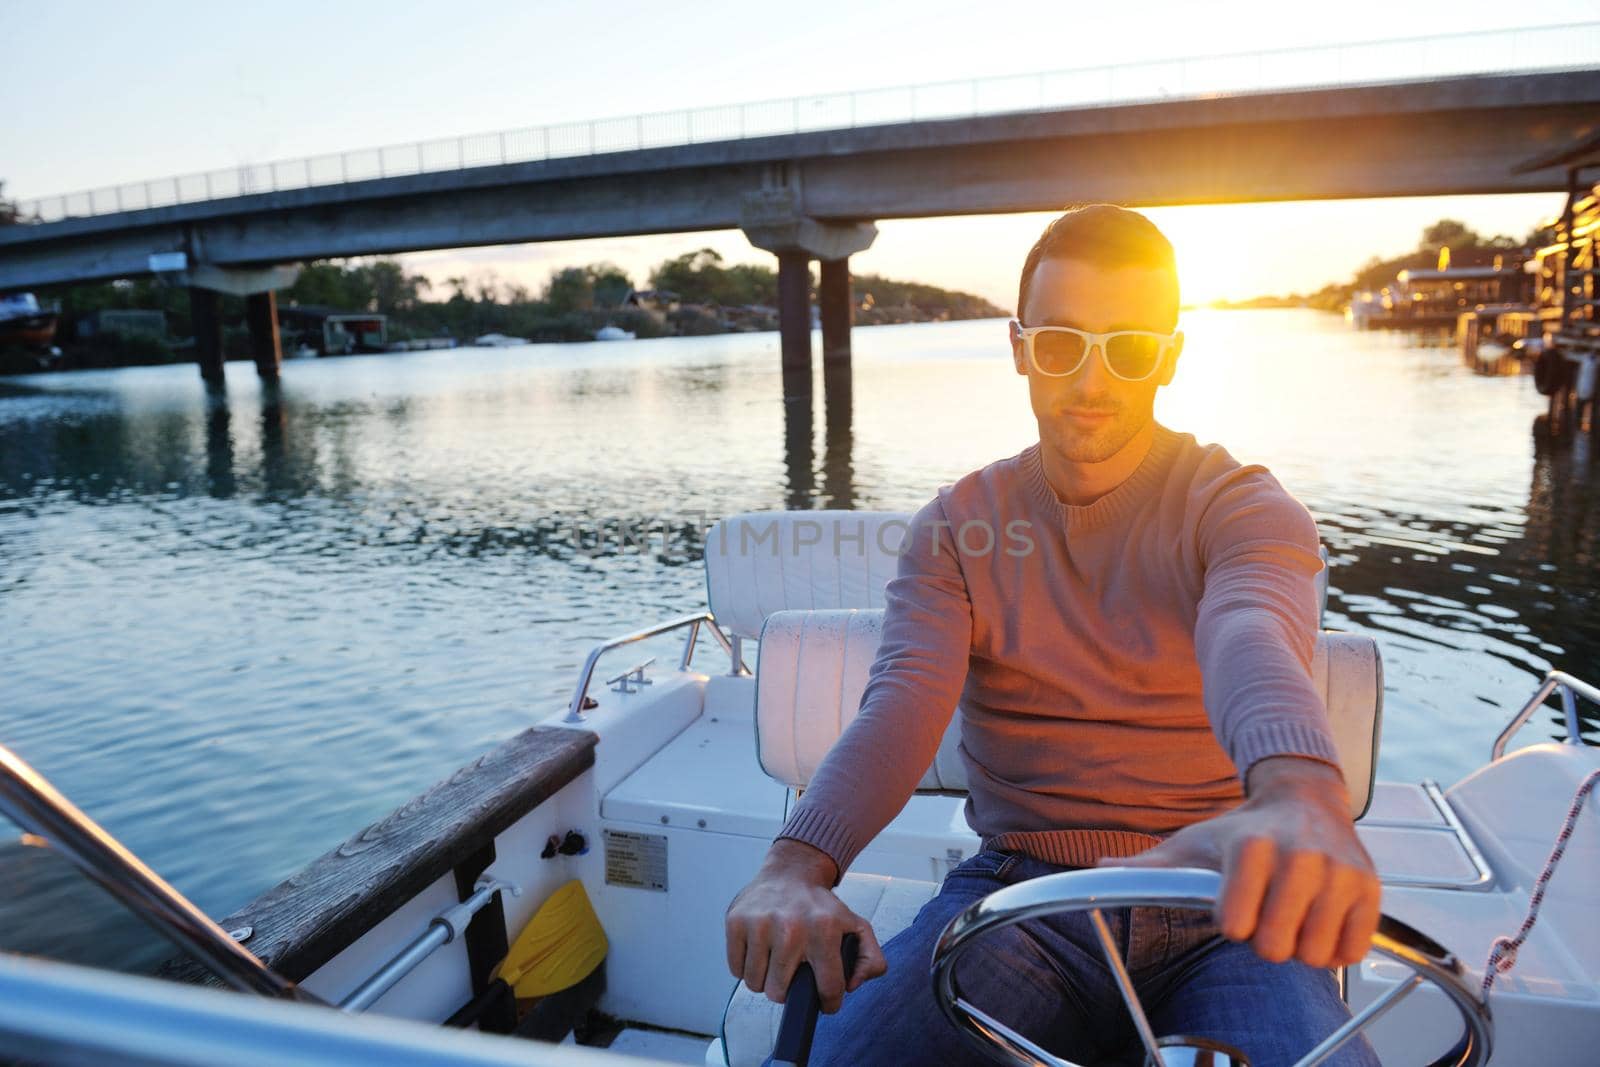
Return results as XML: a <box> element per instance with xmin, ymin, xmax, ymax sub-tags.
<box><xmin>783</xmin><ymin>389</ymin><xmax>814</xmax><ymax>511</ymax></box>
<box><xmin>1313</xmin><ymin>411</ymin><xmax>1599</xmax><ymax>773</ymax></box>
<box><xmin>821</xmin><ymin>359</ymin><xmax>857</xmax><ymax>511</ymax></box>
<box><xmin>204</xmin><ymin>388</ymin><xmax>236</xmax><ymax>499</ymax></box>
<box><xmin>778</xmin><ymin>359</ymin><xmax>858</xmax><ymax>510</ymax></box>
<box><xmin>0</xmin><ymin>315</ymin><xmax>1595</xmax><ymax>973</ymax></box>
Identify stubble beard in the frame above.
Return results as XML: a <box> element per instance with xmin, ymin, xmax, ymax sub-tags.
<box><xmin>1047</xmin><ymin>407</ymin><xmax>1147</xmax><ymax>464</ymax></box>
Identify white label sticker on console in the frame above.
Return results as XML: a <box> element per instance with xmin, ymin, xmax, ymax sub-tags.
<box><xmin>604</xmin><ymin>829</ymin><xmax>668</xmax><ymax>891</ymax></box>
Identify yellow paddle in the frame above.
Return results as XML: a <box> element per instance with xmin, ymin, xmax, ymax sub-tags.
<box><xmin>492</xmin><ymin>879</ymin><xmax>608</xmax><ymax>1004</ymax></box>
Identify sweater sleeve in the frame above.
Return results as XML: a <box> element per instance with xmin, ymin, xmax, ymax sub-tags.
<box><xmin>1193</xmin><ymin>470</ymin><xmax>1345</xmax><ymax>789</ymax></box>
<box><xmin>774</xmin><ymin>495</ymin><xmax>975</xmax><ymax>877</ymax></box>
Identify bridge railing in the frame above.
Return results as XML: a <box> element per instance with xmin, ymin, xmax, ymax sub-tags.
<box><xmin>12</xmin><ymin>20</ymin><xmax>1600</xmax><ymax>225</ymax></box>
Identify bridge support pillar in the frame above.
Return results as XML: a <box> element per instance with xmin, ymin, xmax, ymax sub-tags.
<box><xmin>245</xmin><ymin>291</ymin><xmax>283</xmax><ymax>383</ymax></box>
<box><xmin>819</xmin><ymin>257</ymin><xmax>853</xmax><ymax>368</ymax></box>
<box><xmin>776</xmin><ymin>252</ymin><xmax>811</xmax><ymax>391</ymax></box>
<box><xmin>189</xmin><ymin>287</ymin><xmax>225</xmax><ymax>386</ymax></box>
<box><xmin>740</xmin><ymin>188</ymin><xmax>875</xmax><ymax>405</ymax></box>
<box><xmin>185</xmin><ymin>263</ymin><xmax>300</xmax><ymax>384</ymax></box>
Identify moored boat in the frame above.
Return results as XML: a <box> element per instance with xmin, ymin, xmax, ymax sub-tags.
<box><xmin>0</xmin><ymin>292</ymin><xmax>58</xmax><ymax>349</ymax></box>
<box><xmin>475</xmin><ymin>333</ymin><xmax>529</xmax><ymax>347</ymax></box>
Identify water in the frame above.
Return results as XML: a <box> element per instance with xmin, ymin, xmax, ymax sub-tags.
<box><xmin>1</xmin><ymin>310</ymin><xmax>1595</xmax><ymax>973</ymax></box>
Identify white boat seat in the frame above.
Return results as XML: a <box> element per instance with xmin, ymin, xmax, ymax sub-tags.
<box><xmin>703</xmin><ymin>512</ymin><xmax>1333</xmax><ymax>643</ymax></box>
<box><xmin>1316</xmin><ymin>544</ymin><xmax>1329</xmax><ymax>623</ymax></box>
<box><xmin>702</xmin><ymin>511</ymin><xmax>912</xmax><ymax>641</ymax></box>
<box><xmin>754</xmin><ymin>608</ymin><xmax>1382</xmax><ymax>820</ymax></box>
<box><xmin>718</xmin><ymin>873</ymin><xmax>939</xmax><ymax>1067</ymax></box>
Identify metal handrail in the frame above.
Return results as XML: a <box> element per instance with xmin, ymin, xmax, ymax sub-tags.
<box><xmin>1490</xmin><ymin>669</ymin><xmax>1600</xmax><ymax>760</ymax></box>
<box><xmin>0</xmin><ymin>950</ymin><xmax>610</xmax><ymax>1067</ymax></box>
<box><xmin>564</xmin><ymin>611</ymin><xmax>746</xmax><ymax>723</ymax></box>
<box><xmin>339</xmin><ymin>875</ymin><xmax>518</xmax><ymax>1012</ymax></box>
<box><xmin>0</xmin><ymin>742</ymin><xmax>320</xmax><ymax>1003</ymax></box>
<box><xmin>1356</xmin><ymin>780</ymin><xmax>1496</xmax><ymax>892</ymax></box>
<box><xmin>12</xmin><ymin>21</ymin><xmax>1600</xmax><ymax>223</ymax></box>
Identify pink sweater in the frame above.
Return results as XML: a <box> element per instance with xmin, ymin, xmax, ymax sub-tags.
<box><xmin>777</xmin><ymin>422</ymin><xmax>1344</xmax><ymax>874</ymax></box>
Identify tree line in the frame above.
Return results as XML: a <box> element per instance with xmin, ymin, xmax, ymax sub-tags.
<box><xmin>18</xmin><ymin>243</ymin><xmax>1003</xmax><ymax>369</ymax></box>
<box><xmin>287</xmin><ymin>248</ymin><xmax>1003</xmax><ymax>341</ymax></box>
<box><xmin>1213</xmin><ymin>217</ymin><xmax>1556</xmax><ymax>311</ymax></box>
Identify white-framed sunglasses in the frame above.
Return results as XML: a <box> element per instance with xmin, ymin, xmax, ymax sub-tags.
<box><xmin>1011</xmin><ymin>319</ymin><xmax>1181</xmax><ymax>382</ymax></box>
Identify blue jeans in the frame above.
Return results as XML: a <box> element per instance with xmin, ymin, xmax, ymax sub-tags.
<box><xmin>811</xmin><ymin>850</ymin><xmax>1381</xmax><ymax>1067</ymax></box>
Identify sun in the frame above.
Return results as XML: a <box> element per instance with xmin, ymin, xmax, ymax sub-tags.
<box><xmin>1142</xmin><ymin>204</ymin><xmax>1274</xmax><ymax>307</ymax></box>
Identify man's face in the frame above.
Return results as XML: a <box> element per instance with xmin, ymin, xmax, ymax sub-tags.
<box><xmin>1012</xmin><ymin>257</ymin><xmax>1183</xmax><ymax>463</ymax></box>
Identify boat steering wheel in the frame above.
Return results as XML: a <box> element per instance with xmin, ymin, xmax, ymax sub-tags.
<box><xmin>930</xmin><ymin>867</ymin><xmax>1492</xmax><ymax>1067</ymax></box>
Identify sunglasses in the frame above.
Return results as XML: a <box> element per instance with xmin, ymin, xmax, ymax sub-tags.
<box><xmin>1011</xmin><ymin>320</ymin><xmax>1181</xmax><ymax>382</ymax></box>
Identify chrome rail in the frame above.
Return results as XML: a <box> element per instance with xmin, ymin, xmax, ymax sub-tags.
<box><xmin>931</xmin><ymin>867</ymin><xmax>1493</xmax><ymax>1067</ymax></box>
<box><xmin>339</xmin><ymin>875</ymin><xmax>519</xmax><ymax>1012</ymax></box>
<box><xmin>564</xmin><ymin>611</ymin><xmax>746</xmax><ymax>723</ymax></box>
<box><xmin>0</xmin><ymin>742</ymin><xmax>319</xmax><ymax>1003</ymax></box>
<box><xmin>1358</xmin><ymin>780</ymin><xmax>1496</xmax><ymax>892</ymax></box>
<box><xmin>13</xmin><ymin>21</ymin><xmax>1600</xmax><ymax>223</ymax></box>
<box><xmin>0</xmin><ymin>741</ymin><xmax>562</xmax><ymax>1015</ymax></box>
<box><xmin>0</xmin><ymin>951</ymin><xmax>608</xmax><ymax>1067</ymax></box>
<box><xmin>1490</xmin><ymin>670</ymin><xmax>1600</xmax><ymax>760</ymax></box>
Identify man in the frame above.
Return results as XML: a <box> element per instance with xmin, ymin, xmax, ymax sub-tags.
<box><xmin>724</xmin><ymin>204</ymin><xmax>1382</xmax><ymax>1066</ymax></box>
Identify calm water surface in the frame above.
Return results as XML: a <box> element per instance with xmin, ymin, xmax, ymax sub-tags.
<box><xmin>1</xmin><ymin>310</ymin><xmax>1595</xmax><ymax>971</ymax></box>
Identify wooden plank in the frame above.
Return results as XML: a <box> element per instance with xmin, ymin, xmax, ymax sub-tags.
<box><xmin>157</xmin><ymin>725</ymin><xmax>596</xmax><ymax>986</ymax></box>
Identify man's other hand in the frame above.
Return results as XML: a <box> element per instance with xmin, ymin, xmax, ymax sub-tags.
<box><xmin>1100</xmin><ymin>755</ymin><xmax>1381</xmax><ymax>969</ymax></box>
<box><xmin>724</xmin><ymin>838</ymin><xmax>889</xmax><ymax>1013</ymax></box>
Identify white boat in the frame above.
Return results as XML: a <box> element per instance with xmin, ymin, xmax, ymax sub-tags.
<box><xmin>2</xmin><ymin>511</ymin><xmax>1597</xmax><ymax>1066</ymax></box>
<box><xmin>1476</xmin><ymin>338</ymin><xmax>1513</xmax><ymax>362</ymax></box>
<box><xmin>475</xmin><ymin>333</ymin><xmax>529</xmax><ymax>348</ymax></box>
<box><xmin>0</xmin><ymin>292</ymin><xmax>58</xmax><ymax>348</ymax></box>
<box><xmin>594</xmin><ymin>325</ymin><xmax>636</xmax><ymax>342</ymax></box>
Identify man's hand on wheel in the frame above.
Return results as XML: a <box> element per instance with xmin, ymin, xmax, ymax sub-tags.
<box><xmin>1102</xmin><ymin>755</ymin><xmax>1381</xmax><ymax>969</ymax></box>
<box><xmin>724</xmin><ymin>838</ymin><xmax>888</xmax><ymax>1013</ymax></box>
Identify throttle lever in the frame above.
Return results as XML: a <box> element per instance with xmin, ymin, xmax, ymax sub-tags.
<box><xmin>761</xmin><ymin>932</ymin><xmax>861</xmax><ymax>1067</ymax></box>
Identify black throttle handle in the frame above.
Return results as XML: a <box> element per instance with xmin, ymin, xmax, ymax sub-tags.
<box><xmin>761</xmin><ymin>932</ymin><xmax>861</xmax><ymax>1067</ymax></box>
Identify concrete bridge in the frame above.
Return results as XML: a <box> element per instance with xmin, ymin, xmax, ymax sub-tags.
<box><xmin>4</xmin><ymin>23</ymin><xmax>1599</xmax><ymax>390</ymax></box>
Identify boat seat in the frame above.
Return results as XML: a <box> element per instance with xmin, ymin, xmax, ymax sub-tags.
<box><xmin>702</xmin><ymin>511</ymin><xmax>912</xmax><ymax>641</ymax></box>
<box><xmin>753</xmin><ymin>608</ymin><xmax>1382</xmax><ymax>819</ymax></box>
<box><xmin>1316</xmin><ymin>544</ymin><xmax>1329</xmax><ymax>624</ymax></box>
<box><xmin>717</xmin><ymin>873</ymin><xmax>939</xmax><ymax>1067</ymax></box>
<box><xmin>702</xmin><ymin>512</ymin><xmax>1333</xmax><ymax>643</ymax></box>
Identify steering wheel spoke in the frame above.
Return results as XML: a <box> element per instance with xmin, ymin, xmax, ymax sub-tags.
<box><xmin>1298</xmin><ymin>975</ymin><xmax>1422</xmax><ymax>1067</ymax></box>
<box><xmin>1086</xmin><ymin>907</ymin><xmax>1168</xmax><ymax>1067</ymax></box>
<box><xmin>957</xmin><ymin>998</ymin><xmax>1075</xmax><ymax>1067</ymax></box>
<box><xmin>930</xmin><ymin>867</ymin><xmax>1493</xmax><ymax>1067</ymax></box>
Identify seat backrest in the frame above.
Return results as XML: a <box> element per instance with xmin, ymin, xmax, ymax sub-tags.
<box><xmin>755</xmin><ymin>608</ymin><xmax>1381</xmax><ymax>820</ymax></box>
<box><xmin>702</xmin><ymin>511</ymin><xmax>911</xmax><ymax>640</ymax></box>
<box><xmin>1317</xmin><ymin>545</ymin><xmax>1329</xmax><ymax>624</ymax></box>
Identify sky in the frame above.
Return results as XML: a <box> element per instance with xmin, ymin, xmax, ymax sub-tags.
<box><xmin>3</xmin><ymin>1</ymin><xmax>1594</xmax><ymax>305</ymax></box>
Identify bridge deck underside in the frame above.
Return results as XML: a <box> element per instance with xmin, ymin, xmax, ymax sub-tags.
<box><xmin>3</xmin><ymin>72</ymin><xmax>1597</xmax><ymax>290</ymax></box>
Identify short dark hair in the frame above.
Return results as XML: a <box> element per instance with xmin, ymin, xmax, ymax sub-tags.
<box><xmin>1016</xmin><ymin>204</ymin><xmax>1178</xmax><ymax>319</ymax></box>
